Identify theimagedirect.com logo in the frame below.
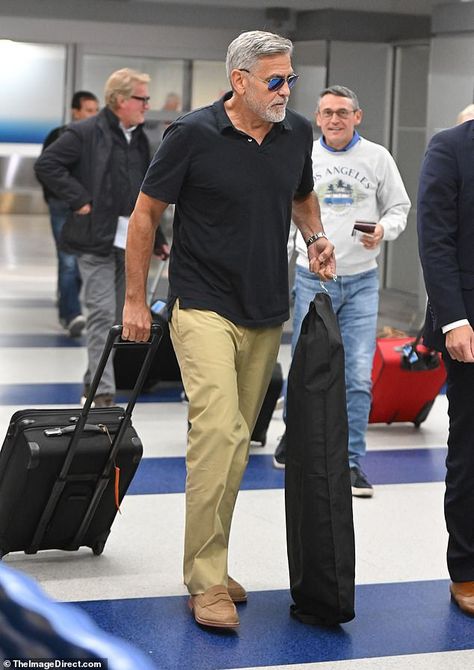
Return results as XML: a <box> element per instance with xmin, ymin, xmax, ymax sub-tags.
<box><xmin>2</xmin><ymin>661</ymin><xmax>107</xmax><ymax>669</ymax></box>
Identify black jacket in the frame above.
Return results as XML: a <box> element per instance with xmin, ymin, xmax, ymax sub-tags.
<box><xmin>34</xmin><ymin>107</ymin><xmax>151</xmax><ymax>256</ymax></box>
<box><xmin>38</xmin><ymin>125</ymin><xmax>66</xmax><ymax>202</ymax></box>
<box><xmin>418</xmin><ymin>121</ymin><xmax>474</xmax><ymax>351</ymax></box>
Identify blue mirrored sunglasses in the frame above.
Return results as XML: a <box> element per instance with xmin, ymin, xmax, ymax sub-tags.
<box><xmin>239</xmin><ymin>69</ymin><xmax>299</xmax><ymax>92</ymax></box>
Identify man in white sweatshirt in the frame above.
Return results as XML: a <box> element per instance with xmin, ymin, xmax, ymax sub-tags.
<box><xmin>274</xmin><ymin>85</ymin><xmax>410</xmax><ymax>497</ymax></box>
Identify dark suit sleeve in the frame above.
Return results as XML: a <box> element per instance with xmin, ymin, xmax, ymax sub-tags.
<box><xmin>34</xmin><ymin>126</ymin><xmax>91</xmax><ymax>211</ymax></box>
<box><xmin>417</xmin><ymin>128</ymin><xmax>466</xmax><ymax>332</ymax></box>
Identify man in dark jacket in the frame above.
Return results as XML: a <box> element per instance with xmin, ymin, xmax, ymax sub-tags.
<box><xmin>38</xmin><ymin>90</ymin><xmax>99</xmax><ymax>338</ymax></box>
<box><xmin>418</xmin><ymin>119</ymin><xmax>474</xmax><ymax>616</ymax></box>
<box><xmin>35</xmin><ymin>68</ymin><xmax>167</xmax><ymax>407</ymax></box>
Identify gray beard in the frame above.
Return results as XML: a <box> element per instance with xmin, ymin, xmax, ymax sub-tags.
<box><xmin>246</xmin><ymin>91</ymin><xmax>287</xmax><ymax>123</ymax></box>
<box><xmin>263</xmin><ymin>105</ymin><xmax>287</xmax><ymax>123</ymax></box>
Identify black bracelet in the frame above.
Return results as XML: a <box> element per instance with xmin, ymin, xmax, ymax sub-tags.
<box><xmin>306</xmin><ymin>232</ymin><xmax>328</xmax><ymax>248</ymax></box>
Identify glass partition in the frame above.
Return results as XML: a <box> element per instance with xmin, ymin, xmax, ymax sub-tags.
<box><xmin>0</xmin><ymin>40</ymin><xmax>66</xmax><ymax>144</ymax></box>
<box><xmin>191</xmin><ymin>60</ymin><xmax>228</xmax><ymax>109</ymax></box>
<box><xmin>82</xmin><ymin>54</ymin><xmax>185</xmax><ymax>112</ymax></box>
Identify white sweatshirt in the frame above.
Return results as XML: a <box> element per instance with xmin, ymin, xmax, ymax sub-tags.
<box><xmin>294</xmin><ymin>135</ymin><xmax>411</xmax><ymax>276</ymax></box>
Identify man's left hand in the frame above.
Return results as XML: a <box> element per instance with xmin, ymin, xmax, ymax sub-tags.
<box><xmin>361</xmin><ymin>223</ymin><xmax>384</xmax><ymax>249</ymax></box>
<box><xmin>153</xmin><ymin>243</ymin><xmax>170</xmax><ymax>260</ymax></box>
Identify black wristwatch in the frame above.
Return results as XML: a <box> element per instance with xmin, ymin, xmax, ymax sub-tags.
<box><xmin>306</xmin><ymin>232</ymin><xmax>328</xmax><ymax>248</ymax></box>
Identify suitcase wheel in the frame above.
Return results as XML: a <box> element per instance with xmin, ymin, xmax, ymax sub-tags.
<box><xmin>414</xmin><ymin>400</ymin><xmax>435</xmax><ymax>428</ymax></box>
<box><xmin>92</xmin><ymin>540</ymin><xmax>106</xmax><ymax>556</ymax></box>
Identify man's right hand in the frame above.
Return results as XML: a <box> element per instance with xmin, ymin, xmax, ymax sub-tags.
<box><xmin>123</xmin><ymin>193</ymin><xmax>170</xmax><ymax>342</ymax></box>
<box><xmin>75</xmin><ymin>203</ymin><xmax>91</xmax><ymax>214</ymax></box>
<box><xmin>445</xmin><ymin>324</ymin><xmax>474</xmax><ymax>362</ymax></box>
<box><xmin>122</xmin><ymin>300</ymin><xmax>152</xmax><ymax>342</ymax></box>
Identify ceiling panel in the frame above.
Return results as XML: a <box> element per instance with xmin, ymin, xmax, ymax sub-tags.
<box><xmin>136</xmin><ymin>0</ymin><xmax>446</xmax><ymax>16</ymax></box>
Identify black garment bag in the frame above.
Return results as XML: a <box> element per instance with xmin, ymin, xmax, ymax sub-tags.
<box><xmin>285</xmin><ymin>291</ymin><xmax>355</xmax><ymax>625</ymax></box>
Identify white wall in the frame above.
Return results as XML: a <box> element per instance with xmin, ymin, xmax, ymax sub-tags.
<box><xmin>291</xmin><ymin>41</ymin><xmax>327</xmax><ymax>122</ymax></box>
<box><xmin>426</xmin><ymin>33</ymin><xmax>474</xmax><ymax>140</ymax></box>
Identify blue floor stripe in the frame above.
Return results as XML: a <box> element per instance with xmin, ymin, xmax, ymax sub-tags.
<box><xmin>128</xmin><ymin>448</ymin><xmax>447</xmax><ymax>495</ymax></box>
<box><xmin>77</xmin><ymin>580</ymin><xmax>474</xmax><ymax>670</ymax></box>
<box><xmin>128</xmin><ymin>454</ymin><xmax>284</xmax><ymax>495</ymax></box>
<box><xmin>0</xmin><ymin>379</ymin><xmax>446</xmax><ymax>404</ymax></box>
<box><xmin>0</xmin><ymin>383</ymin><xmax>183</xmax><ymax>405</ymax></box>
<box><xmin>0</xmin><ymin>334</ymin><xmax>86</xmax><ymax>347</ymax></box>
<box><xmin>0</xmin><ymin>298</ymin><xmax>56</xmax><ymax>309</ymax></box>
<box><xmin>0</xmin><ymin>331</ymin><xmax>291</xmax><ymax>347</ymax></box>
<box><xmin>364</xmin><ymin>446</ymin><xmax>446</xmax><ymax>484</ymax></box>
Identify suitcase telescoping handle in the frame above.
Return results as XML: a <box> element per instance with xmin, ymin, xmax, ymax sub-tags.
<box><xmin>81</xmin><ymin>323</ymin><xmax>162</xmax><ymax>416</ymax></box>
<box><xmin>28</xmin><ymin>323</ymin><xmax>163</xmax><ymax>555</ymax></box>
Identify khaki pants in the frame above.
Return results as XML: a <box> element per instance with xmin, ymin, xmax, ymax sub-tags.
<box><xmin>170</xmin><ymin>301</ymin><xmax>282</xmax><ymax>594</ymax></box>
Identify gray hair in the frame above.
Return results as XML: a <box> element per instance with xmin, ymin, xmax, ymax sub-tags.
<box><xmin>104</xmin><ymin>68</ymin><xmax>151</xmax><ymax>110</ymax></box>
<box><xmin>225</xmin><ymin>30</ymin><xmax>293</xmax><ymax>83</ymax></box>
<box><xmin>318</xmin><ymin>85</ymin><xmax>360</xmax><ymax>111</ymax></box>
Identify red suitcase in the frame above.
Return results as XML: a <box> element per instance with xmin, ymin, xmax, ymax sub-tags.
<box><xmin>369</xmin><ymin>334</ymin><xmax>446</xmax><ymax>426</ymax></box>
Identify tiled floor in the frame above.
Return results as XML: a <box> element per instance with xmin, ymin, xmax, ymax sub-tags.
<box><xmin>1</xmin><ymin>213</ymin><xmax>473</xmax><ymax>669</ymax></box>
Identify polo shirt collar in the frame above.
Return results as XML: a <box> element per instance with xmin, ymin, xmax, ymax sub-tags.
<box><xmin>214</xmin><ymin>91</ymin><xmax>292</xmax><ymax>133</ymax></box>
<box><xmin>320</xmin><ymin>130</ymin><xmax>360</xmax><ymax>152</ymax></box>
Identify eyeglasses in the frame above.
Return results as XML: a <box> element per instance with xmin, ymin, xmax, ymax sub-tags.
<box><xmin>319</xmin><ymin>108</ymin><xmax>358</xmax><ymax>120</ymax></box>
<box><xmin>239</xmin><ymin>69</ymin><xmax>299</xmax><ymax>92</ymax></box>
<box><xmin>131</xmin><ymin>95</ymin><xmax>151</xmax><ymax>105</ymax></box>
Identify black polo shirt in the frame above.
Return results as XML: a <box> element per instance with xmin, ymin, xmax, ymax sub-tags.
<box><xmin>141</xmin><ymin>91</ymin><xmax>314</xmax><ymax>327</ymax></box>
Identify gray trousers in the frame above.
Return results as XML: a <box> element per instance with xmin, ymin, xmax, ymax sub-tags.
<box><xmin>77</xmin><ymin>249</ymin><xmax>125</xmax><ymax>396</ymax></box>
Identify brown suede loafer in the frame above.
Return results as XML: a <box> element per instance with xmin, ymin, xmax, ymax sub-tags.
<box><xmin>227</xmin><ymin>576</ymin><xmax>247</xmax><ymax>603</ymax></box>
<box><xmin>189</xmin><ymin>585</ymin><xmax>239</xmax><ymax>628</ymax></box>
<box><xmin>450</xmin><ymin>581</ymin><xmax>474</xmax><ymax>616</ymax></box>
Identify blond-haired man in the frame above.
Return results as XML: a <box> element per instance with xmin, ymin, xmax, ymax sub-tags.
<box><xmin>36</xmin><ymin>68</ymin><xmax>167</xmax><ymax>406</ymax></box>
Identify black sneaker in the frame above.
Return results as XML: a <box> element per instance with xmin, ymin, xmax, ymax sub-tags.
<box><xmin>273</xmin><ymin>432</ymin><xmax>286</xmax><ymax>469</ymax></box>
<box><xmin>350</xmin><ymin>466</ymin><xmax>374</xmax><ymax>498</ymax></box>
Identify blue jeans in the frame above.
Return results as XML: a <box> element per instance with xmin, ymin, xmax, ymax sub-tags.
<box><xmin>290</xmin><ymin>264</ymin><xmax>379</xmax><ymax>468</ymax></box>
<box><xmin>48</xmin><ymin>199</ymin><xmax>82</xmax><ymax>323</ymax></box>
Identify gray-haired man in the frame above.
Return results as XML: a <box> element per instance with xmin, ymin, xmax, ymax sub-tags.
<box><xmin>122</xmin><ymin>30</ymin><xmax>335</xmax><ymax>628</ymax></box>
<box><xmin>275</xmin><ymin>85</ymin><xmax>410</xmax><ymax>499</ymax></box>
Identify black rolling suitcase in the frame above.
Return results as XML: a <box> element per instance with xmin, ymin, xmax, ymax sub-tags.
<box><xmin>0</xmin><ymin>323</ymin><xmax>162</xmax><ymax>559</ymax></box>
<box><xmin>251</xmin><ymin>362</ymin><xmax>283</xmax><ymax>446</ymax></box>
<box><xmin>114</xmin><ymin>259</ymin><xmax>181</xmax><ymax>390</ymax></box>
